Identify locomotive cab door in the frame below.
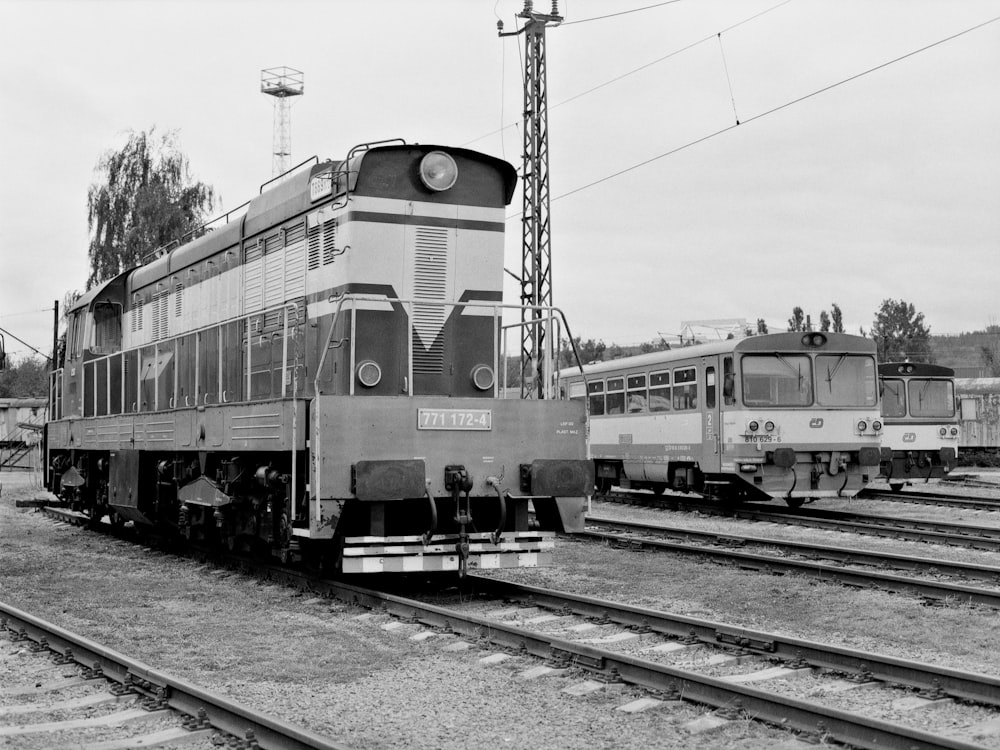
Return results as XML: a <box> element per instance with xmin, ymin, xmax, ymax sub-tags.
<box><xmin>700</xmin><ymin>358</ymin><xmax>723</xmax><ymax>474</ymax></box>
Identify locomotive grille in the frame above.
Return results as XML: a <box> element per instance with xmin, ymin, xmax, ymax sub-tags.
<box><xmin>307</xmin><ymin>218</ymin><xmax>338</xmax><ymax>270</ymax></box>
<box><xmin>411</xmin><ymin>226</ymin><xmax>448</xmax><ymax>373</ymax></box>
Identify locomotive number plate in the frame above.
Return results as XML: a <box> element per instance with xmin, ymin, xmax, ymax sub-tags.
<box><xmin>417</xmin><ymin>408</ymin><xmax>492</xmax><ymax>431</ymax></box>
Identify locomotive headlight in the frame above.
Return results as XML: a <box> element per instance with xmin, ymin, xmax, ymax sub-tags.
<box><xmin>939</xmin><ymin>427</ymin><xmax>948</xmax><ymax>436</ymax></box>
<box><xmin>748</xmin><ymin>420</ymin><xmax>759</xmax><ymax>432</ymax></box>
<box><xmin>356</xmin><ymin>360</ymin><xmax>382</xmax><ymax>388</ymax></box>
<box><xmin>764</xmin><ymin>421</ymin><xmax>775</xmax><ymax>432</ymax></box>
<box><xmin>857</xmin><ymin>420</ymin><xmax>868</xmax><ymax>432</ymax></box>
<box><xmin>872</xmin><ymin>420</ymin><xmax>882</xmax><ymax>431</ymax></box>
<box><xmin>950</xmin><ymin>427</ymin><xmax>959</xmax><ymax>436</ymax></box>
<box><xmin>419</xmin><ymin>151</ymin><xmax>458</xmax><ymax>192</ymax></box>
<box><xmin>471</xmin><ymin>364</ymin><xmax>495</xmax><ymax>391</ymax></box>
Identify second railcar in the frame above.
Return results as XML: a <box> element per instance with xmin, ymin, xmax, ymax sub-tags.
<box><xmin>560</xmin><ymin>332</ymin><xmax>882</xmax><ymax>506</ymax></box>
<box><xmin>877</xmin><ymin>362</ymin><xmax>959</xmax><ymax>490</ymax></box>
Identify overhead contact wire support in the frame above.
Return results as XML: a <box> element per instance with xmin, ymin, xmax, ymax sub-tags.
<box><xmin>499</xmin><ymin>1</ymin><xmax>562</xmax><ymax>399</ymax></box>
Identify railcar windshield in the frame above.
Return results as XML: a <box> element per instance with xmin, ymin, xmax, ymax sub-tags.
<box><xmin>880</xmin><ymin>378</ymin><xmax>906</xmax><ymax>417</ymax></box>
<box><xmin>816</xmin><ymin>355</ymin><xmax>877</xmax><ymax>406</ymax></box>
<box><xmin>908</xmin><ymin>378</ymin><xmax>955</xmax><ymax>417</ymax></box>
<box><xmin>741</xmin><ymin>354</ymin><xmax>812</xmax><ymax>406</ymax></box>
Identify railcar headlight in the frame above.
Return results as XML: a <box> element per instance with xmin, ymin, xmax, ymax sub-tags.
<box><xmin>872</xmin><ymin>420</ymin><xmax>882</xmax><ymax>431</ymax></box>
<box><xmin>471</xmin><ymin>364</ymin><xmax>495</xmax><ymax>391</ymax></box>
<box><xmin>950</xmin><ymin>427</ymin><xmax>959</xmax><ymax>436</ymax></box>
<box><xmin>748</xmin><ymin>420</ymin><xmax>759</xmax><ymax>432</ymax></box>
<box><xmin>419</xmin><ymin>151</ymin><xmax>458</xmax><ymax>192</ymax></box>
<box><xmin>764</xmin><ymin>421</ymin><xmax>775</xmax><ymax>432</ymax></box>
<box><xmin>939</xmin><ymin>427</ymin><xmax>947</xmax><ymax>436</ymax></box>
<box><xmin>356</xmin><ymin>360</ymin><xmax>382</xmax><ymax>388</ymax></box>
<box><xmin>857</xmin><ymin>420</ymin><xmax>868</xmax><ymax>431</ymax></box>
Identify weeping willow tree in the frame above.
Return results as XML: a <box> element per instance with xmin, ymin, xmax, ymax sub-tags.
<box><xmin>86</xmin><ymin>128</ymin><xmax>216</xmax><ymax>289</ymax></box>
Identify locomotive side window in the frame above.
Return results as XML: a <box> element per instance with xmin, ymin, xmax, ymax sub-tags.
<box><xmin>673</xmin><ymin>367</ymin><xmax>698</xmax><ymax>410</ymax></box>
<box><xmin>908</xmin><ymin>378</ymin><xmax>955</xmax><ymax>417</ymax></box>
<box><xmin>627</xmin><ymin>374</ymin><xmax>647</xmax><ymax>413</ymax></box>
<box><xmin>649</xmin><ymin>371</ymin><xmax>670</xmax><ymax>412</ymax></box>
<box><xmin>606</xmin><ymin>377</ymin><xmax>625</xmax><ymax>415</ymax></box>
<box><xmin>67</xmin><ymin>311</ymin><xmax>86</xmax><ymax>360</ymax></box>
<box><xmin>816</xmin><ymin>355</ymin><xmax>877</xmax><ymax>407</ymax></box>
<box><xmin>880</xmin><ymin>378</ymin><xmax>906</xmax><ymax>417</ymax></box>
<box><xmin>741</xmin><ymin>354</ymin><xmax>812</xmax><ymax>406</ymax></box>
<box><xmin>588</xmin><ymin>380</ymin><xmax>605</xmax><ymax>416</ymax></box>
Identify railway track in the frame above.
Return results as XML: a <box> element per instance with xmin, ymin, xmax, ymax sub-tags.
<box><xmin>583</xmin><ymin>515</ymin><xmax>1000</xmax><ymax>608</ymax></box>
<box><xmin>0</xmin><ymin>602</ymin><xmax>349</xmax><ymax>750</ymax></box>
<box><xmin>32</xmin><ymin>503</ymin><xmax>1000</xmax><ymax>749</ymax></box>
<box><xmin>598</xmin><ymin>492</ymin><xmax>1000</xmax><ymax>551</ymax></box>
<box><xmin>858</xmin><ymin>487</ymin><xmax>1000</xmax><ymax>512</ymax></box>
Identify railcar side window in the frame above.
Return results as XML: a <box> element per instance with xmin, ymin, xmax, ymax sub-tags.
<box><xmin>627</xmin><ymin>374</ymin><xmax>647</xmax><ymax>413</ymax></box>
<box><xmin>588</xmin><ymin>380</ymin><xmax>605</xmax><ymax>416</ymax></box>
<box><xmin>741</xmin><ymin>354</ymin><xmax>812</xmax><ymax>406</ymax></box>
<box><xmin>673</xmin><ymin>367</ymin><xmax>697</xmax><ymax>410</ymax></box>
<box><xmin>568</xmin><ymin>381</ymin><xmax>586</xmax><ymax>402</ymax></box>
<box><xmin>649</xmin><ymin>371</ymin><xmax>670</xmax><ymax>412</ymax></box>
<box><xmin>908</xmin><ymin>379</ymin><xmax>955</xmax><ymax>417</ymax></box>
<box><xmin>706</xmin><ymin>367</ymin><xmax>716</xmax><ymax>409</ymax></box>
<box><xmin>816</xmin><ymin>355</ymin><xmax>877</xmax><ymax>407</ymax></box>
<box><xmin>723</xmin><ymin>356</ymin><xmax>736</xmax><ymax>406</ymax></box>
<box><xmin>606</xmin><ymin>377</ymin><xmax>625</xmax><ymax>415</ymax></box>
<box><xmin>880</xmin><ymin>378</ymin><xmax>906</xmax><ymax>417</ymax></box>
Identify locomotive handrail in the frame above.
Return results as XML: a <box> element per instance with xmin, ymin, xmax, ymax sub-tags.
<box><xmin>258</xmin><ymin>156</ymin><xmax>319</xmax><ymax>194</ymax></box>
<box><xmin>312</xmin><ymin>294</ymin><xmax>583</xmax><ymax>399</ymax></box>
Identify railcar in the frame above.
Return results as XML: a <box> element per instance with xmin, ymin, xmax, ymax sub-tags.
<box><xmin>44</xmin><ymin>140</ymin><xmax>592</xmax><ymax>574</ymax></box>
<box><xmin>876</xmin><ymin>362</ymin><xmax>958</xmax><ymax>490</ymax></box>
<box><xmin>559</xmin><ymin>332</ymin><xmax>882</xmax><ymax>506</ymax></box>
<box><xmin>955</xmin><ymin>377</ymin><xmax>1000</xmax><ymax>465</ymax></box>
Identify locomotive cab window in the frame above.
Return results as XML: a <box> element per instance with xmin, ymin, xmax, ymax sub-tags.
<box><xmin>606</xmin><ymin>377</ymin><xmax>625</xmax><ymax>415</ymax></box>
<box><xmin>908</xmin><ymin>378</ymin><xmax>955</xmax><ymax>418</ymax></box>
<box><xmin>588</xmin><ymin>380</ymin><xmax>605</xmax><ymax>416</ymax></box>
<box><xmin>91</xmin><ymin>301</ymin><xmax>123</xmax><ymax>355</ymax></box>
<box><xmin>816</xmin><ymin>355</ymin><xmax>876</xmax><ymax>407</ymax></box>
<box><xmin>627</xmin><ymin>374</ymin><xmax>647</xmax><ymax>413</ymax></box>
<box><xmin>649</xmin><ymin>371</ymin><xmax>670</xmax><ymax>412</ymax></box>
<box><xmin>880</xmin><ymin>378</ymin><xmax>906</xmax><ymax>417</ymax></box>
<box><xmin>741</xmin><ymin>354</ymin><xmax>812</xmax><ymax>407</ymax></box>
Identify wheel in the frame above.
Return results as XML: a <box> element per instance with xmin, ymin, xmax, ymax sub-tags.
<box><xmin>785</xmin><ymin>497</ymin><xmax>805</xmax><ymax>509</ymax></box>
<box><xmin>650</xmin><ymin>483</ymin><xmax>666</xmax><ymax>495</ymax></box>
<box><xmin>889</xmin><ymin>482</ymin><xmax>904</xmax><ymax>493</ymax></box>
<box><xmin>595</xmin><ymin>478</ymin><xmax>612</xmax><ymax>496</ymax></box>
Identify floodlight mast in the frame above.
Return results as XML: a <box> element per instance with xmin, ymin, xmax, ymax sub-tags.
<box><xmin>260</xmin><ymin>67</ymin><xmax>304</xmax><ymax>177</ymax></box>
<box><xmin>499</xmin><ymin>1</ymin><xmax>562</xmax><ymax>399</ymax></box>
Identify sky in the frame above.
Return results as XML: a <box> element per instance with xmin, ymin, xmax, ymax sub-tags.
<box><xmin>1</xmin><ymin>0</ymin><xmax>998</xmax><ymax>362</ymax></box>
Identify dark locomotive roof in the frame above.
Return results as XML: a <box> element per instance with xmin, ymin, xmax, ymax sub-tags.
<box><xmin>878</xmin><ymin>362</ymin><xmax>955</xmax><ymax>377</ymax></box>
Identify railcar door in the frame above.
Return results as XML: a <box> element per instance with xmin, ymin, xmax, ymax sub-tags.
<box><xmin>700</xmin><ymin>357</ymin><xmax>723</xmax><ymax>473</ymax></box>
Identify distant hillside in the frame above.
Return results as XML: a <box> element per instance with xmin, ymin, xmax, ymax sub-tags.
<box><xmin>930</xmin><ymin>330</ymin><xmax>1000</xmax><ymax>377</ymax></box>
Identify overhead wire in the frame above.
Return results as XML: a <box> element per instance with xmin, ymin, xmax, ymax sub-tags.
<box><xmin>538</xmin><ymin>13</ymin><xmax>1000</xmax><ymax>210</ymax></box>
<box><xmin>467</xmin><ymin>0</ymin><xmax>794</xmax><ymax>149</ymax></box>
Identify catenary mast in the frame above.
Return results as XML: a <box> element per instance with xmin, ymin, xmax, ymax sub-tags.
<box><xmin>499</xmin><ymin>2</ymin><xmax>562</xmax><ymax>398</ymax></box>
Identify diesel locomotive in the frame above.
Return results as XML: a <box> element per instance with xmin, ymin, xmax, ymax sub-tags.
<box><xmin>45</xmin><ymin>140</ymin><xmax>592</xmax><ymax>574</ymax></box>
<box><xmin>560</xmin><ymin>332</ymin><xmax>883</xmax><ymax>505</ymax></box>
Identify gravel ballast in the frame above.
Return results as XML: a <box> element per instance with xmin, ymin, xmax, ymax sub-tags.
<box><xmin>3</xmin><ymin>470</ymin><xmax>1000</xmax><ymax>748</ymax></box>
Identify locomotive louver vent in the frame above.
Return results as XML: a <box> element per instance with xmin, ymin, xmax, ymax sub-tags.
<box><xmin>244</xmin><ymin>241</ymin><xmax>263</xmax><ymax>314</ymax></box>
<box><xmin>152</xmin><ymin>290</ymin><xmax>169</xmax><ymax>341</ymax></box>
<box><xmin>307</xmin><ymin>219</ymin><xmax>337</xmax><ymax>270</ymax></box>
<box><xmin>284</xmin><ymin>223</ymin><xmax>307</xmax><ymax>298</ymax></box>
<box><xmin>411</xmin><ymin>226</ymin><xmax>449</xmax><ymax>374</ymax></box>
